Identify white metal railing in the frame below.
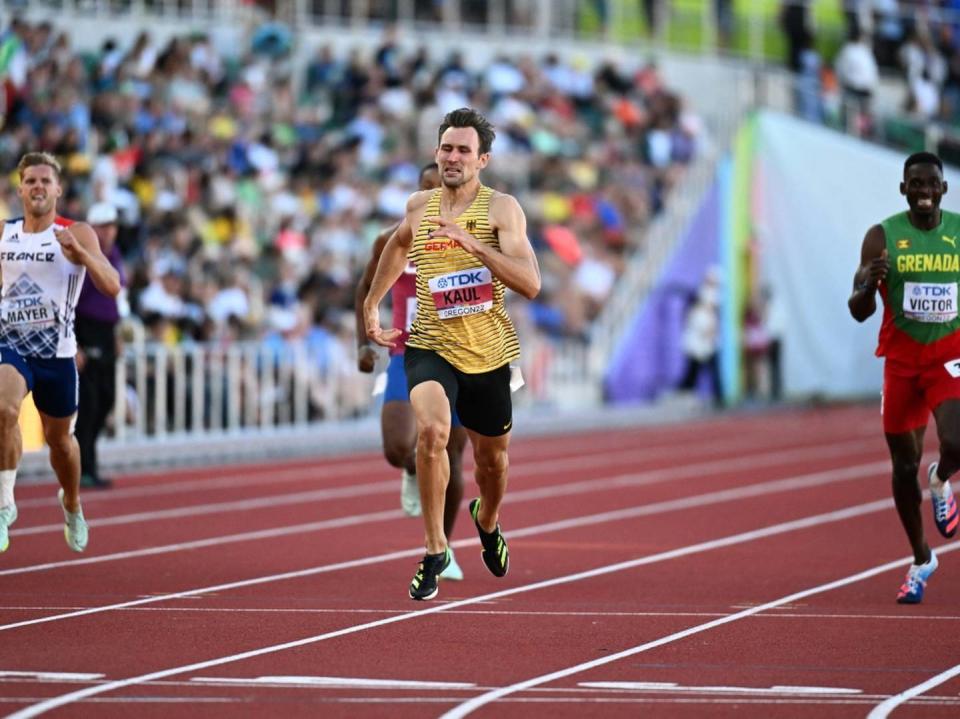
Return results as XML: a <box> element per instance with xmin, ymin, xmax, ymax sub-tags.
<box><xmin>105</xmin><ymin>328</ymin><xmax>597</xmax><ymax>446</ymax></box>
<box><xmin>112</xmin><ymin>337</ymin><xmax>372</xmax><ymax>441</ymax></box>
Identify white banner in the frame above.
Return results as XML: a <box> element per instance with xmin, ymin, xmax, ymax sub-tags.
<box><xmin>755</xmin><ymin>112</ymin><xmax>960</xmax><ymax>398</ymax></box>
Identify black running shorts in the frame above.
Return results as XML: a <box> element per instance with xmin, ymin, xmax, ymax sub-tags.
<box><xmin>404</xmin><ymin>346</ymin><xmax>512</xmax><ymax>437</ymax></box>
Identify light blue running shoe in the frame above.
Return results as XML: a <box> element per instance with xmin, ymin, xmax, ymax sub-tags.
<box><xmin>440</xmin><ymin>546</ymin><xmax>464</xmax><ymax>581</ymax></box>
<box><xmin>896</xmin><ymin>550</ymin><xmax>938</xmax><ymax>604</ymax></box>
<box><xmin>58</xmin><ymin>489</ymin><xmax>88</xmax><ymax>553</ymax></box>
<box><xmin>0</xmin><ymin>504</ymin><xmax>17</xmax><ymax>552</ymax></box>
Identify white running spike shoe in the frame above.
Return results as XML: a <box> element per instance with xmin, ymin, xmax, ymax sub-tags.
<box><xmin>440</xmin><ymin>546</ymin><xmax>464</xmax><ymax>581</ymax></box>
<box><xmin>0</xmin><ymin>504</ymin><xmax>17</xmax><ymax>552</ymax></box>
<box><xmin>58</xmin><ymin>489</ymin><xmax>88</xmax><ymax>553</ymax></box>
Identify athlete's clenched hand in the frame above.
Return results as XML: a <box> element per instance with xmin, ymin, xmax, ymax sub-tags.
<box><xmin>357</xmin><ymin>344</ymin><xmax>378</xmax><ymax>373</ymax></box>
<box><xmin>54</xmin><ymin>228</ymin><xmax>87</xmax><ymax>265</ymax></box>
<box><xmin>865</xmin><ymin>248</ymin><xmax>889</xmax><ymax>288</ymax></box>
<box><xmin>425</xmin><ymin>216</ymin><xmax>481</xmax><ymax>255</ymax></box>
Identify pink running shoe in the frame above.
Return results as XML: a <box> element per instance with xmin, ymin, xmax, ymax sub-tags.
<box><xmin>928</xmin><ymin>463</ymin><xmax>958</xmax><ymax>539</ymax></box>
<box><xmin>896</xmin><ymin>550</ymin><xmax>938</xmax><ymax>605</ymax></box>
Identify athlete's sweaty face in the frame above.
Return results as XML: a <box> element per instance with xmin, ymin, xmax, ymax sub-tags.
<box><xmin>436</xmin><ymin>126</ymin><xmax>489</xmax><ymax>189</ymax></box>
<box><xmin>18</xmin><ymin>164</ymin><xmax>62</xmax><ymax>218</ymax></box>
<box><xmin>901</xmin><ymin>162</ymin><xmax>947</xmax><ymax>218</ymax></box>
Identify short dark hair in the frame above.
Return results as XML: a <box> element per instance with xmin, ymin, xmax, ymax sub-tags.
<box><xmin>419</xmin><ymin>161</ymin><xmax>439</xmax><ymax>179</ymax></box>
<box><xmin>437</xmin><ymin>108</ymin><xmax>496</xmax><ymax>155</ymax></box>
<box><xmin>904</xmin><ymin>151</ymin><xmax>943</xmax><ymax>174</ymax></box>
<box><xmin>17</xmin><ymin>151</ymin><xmax>62</xmax><ymax>180</ymax></box>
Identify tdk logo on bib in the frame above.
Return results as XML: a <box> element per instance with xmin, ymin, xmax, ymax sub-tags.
<box><xmin>913</xmin><ymin>285</ymin><xmax>952</xmax><ymax>297</ymax></box>
<box><xmin>436</xmin><ymin>271</ymin><xmax>485</xmax><ymax>289</ymax></box>
<box><xmin>429</xmin><ymin>267</ymin><xmax>494</xmax><ymax>319</ymax></box>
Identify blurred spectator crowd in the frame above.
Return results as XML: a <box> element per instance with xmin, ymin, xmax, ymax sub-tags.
<box><xmin>784</xmin><ymin>0</ymin><xmax>960</xmax><ymax>149</ymax></box>
<box><xmin>0</xmin><ymin>17</ymin><xmax>699</xmax><ymax>362</ymax></box>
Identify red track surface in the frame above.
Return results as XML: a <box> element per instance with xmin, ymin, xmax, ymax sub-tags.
<box><xmin>1</xmin><ymin>403</ymin><xmax>958</xmax><ymax>718</ymax></box>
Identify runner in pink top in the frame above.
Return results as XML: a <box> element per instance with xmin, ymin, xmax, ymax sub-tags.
<box><xmin>388</xmin><ymin>261</ymin><xmax>417</xmax><ymax>357</ymax></box>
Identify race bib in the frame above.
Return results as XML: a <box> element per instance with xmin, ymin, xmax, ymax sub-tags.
<box><xmin>428</xmin><ymin>268</ymin><xmax>493</xmax><ymax>320</ymax></box>
<box><xmin>903</xmin><ymin>282</ymin><xmax>958</xmax><ymax>323</ymax></box>
<box><xmin>0</xmin><ymin>294</ymin><xmax>57</xmax><ymax>329</ymax></box>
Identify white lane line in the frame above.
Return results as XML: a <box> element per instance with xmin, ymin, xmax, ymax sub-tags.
<box><xmin>1</xmin><ymin>696</ymin><xmax>939</xmax><ymax>708</ymax></box>
<box><xmin>332</xmin><ymin>697</ymin><xmax>959</xmax><ymax>707</ymax></box>
<box><xmin>2</xmin><ymin>440</ymin><xmax>887</xmax><ymax>574</ymax></box>
<box><xmin>2</xmin><ymin>697</ymin><xmax>236</xmax><ymax>705</ymax></box>
<box><xmin>13</xmin><ymin>459</ymin><xmax>391</xmax><ymax>508</ymax></box>
<box><xmin>6</xmin><ymin>607</ymin><xmax>960</xmax><ymax>624</ymax></box>
<box><xmin>439</xmin><ymin>540</ymin><xmax>960</xmax><ymax>719</ymax></box>
<box><xmin>13</xmin><ymin>420</ymin><xmax>771</xmax><ymax>508</ymax></box>
<box><xmin>14</xmin><ymin>410</ymin><xmax>875</xmax><ymax>510</ymax></box>
<box><xmin>0</xmin><ymin>672</ymin><xmax>104</xmax><ymax>682</ymax></box>
<box><xmin>504</xmin><ymin>460</ymin><xmax>890</xmax><ymax>541</ymax></box>
<box><xmin>3</xmin><ymin>694</ymin><xmax>958</xmax><ymax>709</ymax></box>
<box><xmin>191</xmin><ymin>676</ymin><xmax>476</xmax><ymax>690</ymax></box>
<box><xmin>3</xmin><ymin>450</ymin><xmax>890</xmax><ymax>578</ymax></box>
<box><xmin>578</xmin><ymin>681</ymin><xmax>862</xmax><ymax>695</ymax></box>
<box><xmin>0</xmin><ymin>460</ymin><xmax>888</xmax><ymax>629</ymax></box>
<box><xmin>11</xmin><ymin>434</ymin><xmax>876</xmax><ymax>534</ymax></box>
<box><xmin>6</xmin><ymin>434</ymin><xmax>883</xmax><ymax>544</ymax></box>
<box><xmin>0</xmin><ymin>510</ymin><xmax>405</xmax><ymax>577</ymax></box>
<box><xmin>0</xmin><ymin>675</ymin><xmax>933</xmax><ymax>704</ymax></box>
<box><xmin>501</xmin><ymin>438</ymin><xmax>880</xmax><ymax>505</ymax></box>
<box><xmin>5</xmin><ymin>499</ymin><xmax>914</xmax><ymax>718</ymax></box>
<box><xmin>10</xmin><ymin>482</ymin><xmax>400</xmax><ymax>537</ymax></box>
<box><xmin>867</xmin><ymin>663</ymin><xmax>960</xmax><ymax>718</ymax></box>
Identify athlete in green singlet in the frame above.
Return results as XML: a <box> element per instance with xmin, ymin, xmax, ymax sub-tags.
<box><xmin>849</xmin><ymin>151</ymin><xmax>960</xmax><ymax>604</ymax></box>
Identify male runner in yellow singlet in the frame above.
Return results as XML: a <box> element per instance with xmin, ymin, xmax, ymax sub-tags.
<box><xmin>363</xmin><ymin>108</ymin><xmax>541</xmax><ymax>600</ymax></box>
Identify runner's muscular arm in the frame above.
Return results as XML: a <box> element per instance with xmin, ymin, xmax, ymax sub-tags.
<box><xmin>849</xmin><ymin>224</ymin><xmax>889</xmax><ymax>322</ymax></box>
<box><xmin>355</xmin><ymin>223</ymin><xmax>398</xmax><ymax>371</ymax></box>
<box><xmin>55</xmin><ymin>222</ymin><xmax>121</xmax><ymax>297</ymax></box>
<box><xmin>363</xmin><ymin>191</ymin><xmax>430</xmax><ymax>348</ymax></box>
<box><xmin>426</xmin><ymin>193</ymin><xmax>541</xmax><ymax>299</ymax></box>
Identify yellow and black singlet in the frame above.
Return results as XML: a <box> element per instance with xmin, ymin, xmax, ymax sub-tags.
<box><xmin>406</xmin><ymin>185</ymin><xmax>520</xmax><ymax>373</ymax></box>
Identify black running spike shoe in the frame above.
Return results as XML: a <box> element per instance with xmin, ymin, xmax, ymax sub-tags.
<box><xmin>409</xmin><ymin>547</ymin><xmax>451</xmax><ymax>601</ymax></box>
<box><xmin>469</xmin><ymin>498</ymin><xmax>509</xmax><ymax>577</ymax></box>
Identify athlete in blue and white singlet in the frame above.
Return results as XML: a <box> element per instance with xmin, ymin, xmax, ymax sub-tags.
<box><xmin>0</xmin><ymin>152</ymin><xmax>121</xmax><ymax>555</ymax></box>
<box><xmin>0</xmin><ymin>215</ymin><xmax>86</xmax><ymax>359</ymax></box>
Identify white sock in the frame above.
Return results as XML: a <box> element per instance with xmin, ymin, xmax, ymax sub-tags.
<box><xmin>0</xmin><ymin>470</ymin><xmax>16</xmax><ymax>508</ymax></box>
<box><xmin>929</xmin><ymin>466</ymin><xmax>949</xmax><ymax>496</ymax></box>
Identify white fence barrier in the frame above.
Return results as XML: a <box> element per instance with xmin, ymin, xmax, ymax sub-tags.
<box><xmin>110</xmin><ymin>329</ymin><xmax>596</xmax><ymax>441</ymax></box>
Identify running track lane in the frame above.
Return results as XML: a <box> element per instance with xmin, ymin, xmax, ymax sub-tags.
<box><xmin>0</xmin><ymin>442</ymin><xmax>893</xmax><ymax>626</ymax></box>
<box><xmin>0</xmin><ymin>414</ymin><xmax>888</xmax><ymax>590</ymax></box>
<box><xmin>3</xmin><ymin>419</ymin><xmax>865</xmax><ymax>528</ymax></box>
<box><xmin>5</xmin><ymin>486</ymin><xmax>952</xmax><ymax>708</ymax></box>
<box><xmin>3</xmin><ymin>408</ymin><xmax>956</xmax><ymax>716</ymax></box>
